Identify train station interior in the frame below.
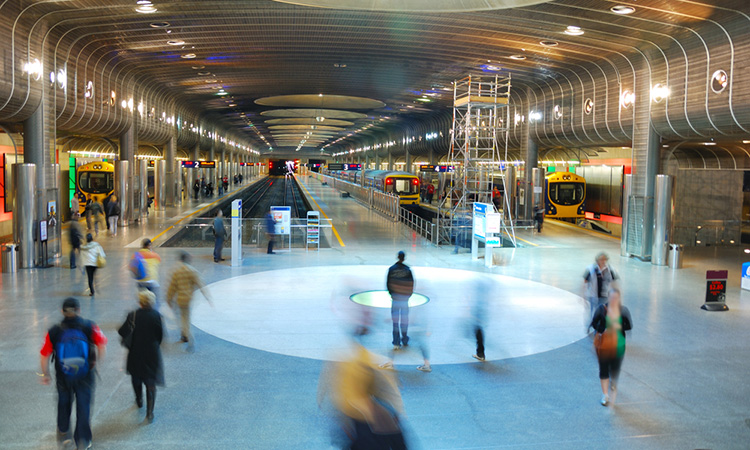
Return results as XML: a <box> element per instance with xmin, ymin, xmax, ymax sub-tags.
<box><xmin>2</xmin><ymin>1</ymin><xmax>750</xmax><ymax>449</ymax></box>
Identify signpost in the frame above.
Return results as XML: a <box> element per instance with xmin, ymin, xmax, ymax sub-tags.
<box><xmin>231</xmin><ymin>199</ymin><xmax>242</xmax><ymax>267</ymax></box>
<box><xmin>472</xmin><ymin>202</ymin><xmax>502</xmax><ymax>267</ymax></box>
<box><xmin>271</xmin><ymin>206</ymin><xmax>292</xmax><ymax>252</ymax></box>
<box><xmin>702</xmin><ymin>270</ymin><xmax>729</xmax><ymax>311</ymax></box>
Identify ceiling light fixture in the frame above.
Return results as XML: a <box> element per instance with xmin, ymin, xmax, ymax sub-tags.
<box><xmin>584</xmin><ymin>98</ymin><xmax>594</xmax><ymax>115</ymax></box>
<box><xmin>181</xmin><ymin>53</ymin><xmax>196</xmax><ymax>59</ymax></box>
<box><xmin>620</xmin><ymin>90</ymin><xmax>635</xmax><ymax>108</ymax></box>
<box><xmin>711</xmin><ymin>70</ymin><xmax>728</xmax><ymax>93</ymax></box>
<box><xmin>135</xmin><ymin>1</ymin><xmax>157</xmax><ymax>14</ymax></box>
<box><xmin>509</xmin><ymin>55</ymin><xmax>526</xmax><ymax>60</ymax></box>
<box><xmin>564</xmin><ymin>25</ymin><xmax>584</xmax><ymax>36</ymax></box>
<box><xmin>611</xmin><ymin>5</ymin><xmax>635</xmax><ymax>15</ymax></box>
<box><xmin>167</xmin><ymin>40</ymin><xmax>185</xmax><ymax>46</ymax></box>
<box><xmin>149</xmin><ymin>21</ymin><xmax>170</xmax><ymax>28</ymax></box>
<box><xmin>651</xmin><ymin>84</ymin><xmax>670</xmax><ymax>103</ymax></box>
<box><xmin>191</xmin><ymin>65</ymin><xmax>204</xmax><ymax>70</ymax></box>
<box><xmin>540</xmin><ymin>40</ymin><xmax>559</xmax><ymax>47</ymax></box>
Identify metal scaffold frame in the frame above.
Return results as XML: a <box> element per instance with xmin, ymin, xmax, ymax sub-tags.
<box><xmin>437</xmin><ymin>73</ymin><xmax>516</xmax><ymax>248</ymax></box>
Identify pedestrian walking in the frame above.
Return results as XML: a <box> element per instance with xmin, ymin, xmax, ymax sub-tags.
<box><xmin>470</xmin><ymin>276</ymin><xmax>491</xmax><ymax>362</ymax></box>
<box><xmin>583</xmin><ymin>252</ymin><xmax>619</xmax><ymax>320</ymax></box>
<box><xmin>71</xmin><ymin>196</ymin><xmax>80</xmax><ymax>219</ymax></box>
<box><xmin>80</xmin><ymin>234</ymin><xmax>105</xmax><ymax>296</ymax></box>
<box><xmin>39</xmin><ymin>297</ymin><xmax>108</xmax><ymax>450</ymax></box>
<box><xmin>118</xmin><ymin>290</ymin><xmax>164</xmax><ymax>422</ymax></box>
<box><xmin>590</xmin><ymin>288</ymin><xmax>632</xmax><ymax>406</ymax></box>
<box><xmin>427</xmin><ymin>182</ymin><xmax>435</xmax><ymax>203</ymax></box>
<box><xmin>265</xmin><ymin>212</ymin><xmax>276</xmax><ymax>254</ymax></box>
<box><xmin>387</xmin><ymin>251</ymin><xmax>414</xmax><ymax>350</ymax></box>
<box><xmin>213</xmin><ymin>210</ymin><xmax>226</xmax><ymax>262</ymax></box>
<box><xmin>129</xmin><ymin>238</ymin><xmax>162</xmax><ymax>299</ymax></box>
<box><xmin>69</xmin><ymin>217</ymin><xmax>83</xmax><ymax>269</ymax></box>
<box><xmin>193</xmin><ymin>179</ymin><xmax>200</xmax><ymax>200</ymax></box>
<box><xmin>87</xmin><ymin>197</ymin><xmax>104</xmax><ymax>236</ymax></box>
<box><xmin>166</xmin><ymin>252</ymin><xmax>214</xmax><ymax>349</ymax></box>
<box><xmin>533</xmin><ymin>203</ymin><xmax>544</xmax><ymax>232</ymax></box>
<box><xmin>106</xmin><ymin>195</ymin><xmax>121</xmax><ymax>236</ymax></box>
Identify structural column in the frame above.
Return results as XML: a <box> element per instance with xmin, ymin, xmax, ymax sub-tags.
<box><xmin>388</xmin><ymin>152</ymin><xmax>394</xmax><ymax>171</ymax></box>
<box><xmin>119</xmin><ymin>122</ymin><xmax>137</xmax><ymax>226</ymax></box>
<box><xmin>165</xmin><ymin>135</ymin><xmax>176</xmax><ymax>206</ymax></box>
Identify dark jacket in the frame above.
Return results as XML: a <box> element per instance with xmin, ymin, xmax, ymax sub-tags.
<box><xmin>69</xmin><ymin>221</ymin><xmax>83</xmax><ymax>248</ymax></box>
<box><xmin>386</xmin><ymin>262</ymin><xmax>414</xmax><ymax>296</ymax></box>
<box><xmin>107</xmin><ymin>200</ymin><xmax>121</xmax><ymax>216</ymax></box>
<box><xmin>118</xmin><ymin>307</ymin><xmax>164</xmax><ymax>385</ymax></box>
<box><xmin>590</xmin><ymin>304</ymin><xmax>632</xmax><ymax>336</ymax></box>
<box><xmin>213</xmin><ymin>216</ymin><xmax>226</xmax><ymax>239</ymax></box>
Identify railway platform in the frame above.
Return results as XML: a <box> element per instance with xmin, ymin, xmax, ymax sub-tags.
<box><xmin>3</xmin><ymin>173</ymin><xmax>750</xmax><ymax>449</ymax></box>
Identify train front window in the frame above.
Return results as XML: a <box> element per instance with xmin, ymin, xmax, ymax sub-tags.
<box><xmin>550</xmin><ymin>182</ymin><xmax>584</xmax><ymax>205</ymax></box>
<box><xmin>79</xmin><ymin>172</ymin><xmax>113</xmax><ymax>194</ymax></box>
<box><xmin>394</xmin><ymin>178</ymin><xmax>417</xmax><ymax>195</ymax></box>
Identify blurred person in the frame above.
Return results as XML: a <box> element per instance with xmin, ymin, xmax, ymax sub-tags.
<box><xmin>83</xmin><ymin>201</ymin><xmax>93</xmax><ymax>231</ymax></box>
<box><xmin>584</xmin><ymin>252</ymin><xmax>619</xmax><ymax>320</ymax></box>
<box><xmin>193</xmin><ymin>179</ymin><xmax>200</xmax><ymax>200</ymax></box>
<box><xmin>590</xmin><ymin>288</ymin><xmax>632</xmax><ymax>406</ymax></box>
<box><xmin>533</xmin><ymin>203</ymin><xmax>544</xmax><ymax>233</ymax></box>
<box><xmin>166</xmin><ymin>251</ymin><xmax>213</xmax><ymax>349</ymax></box>
<box><xmin>238</xmin><ymin>173</ymin><xmax>243</xmax><ymax>184</ymax></box>
<box><xmin>471</xmin><ymin>277</ymin><xmax>491</xmax><ymax>362</ymax></box>
<box><xmin>200</xmin><ymin>178</ymin><xmax>206</xmax><ymax>198</ymax></box>
<box><xmin>265</xmin><ymin>211</ymin><xmax>276</xmax><ymax>254</ymax></box>
<box><xmin>319</xmin><ymin>342</ymin><xmax>408</xmax><ymax>449</ymax></box>
<box><xmin>80</xmin><ymin>233</ymin><xmax>105</xmax><ymax>296</ymax></box>
<box><xmin>71</xmin><ymin>196</ymin><xmax>80</xmax><ymax>219</ymax></box>
<box><xmin>129</xmin><ymin>238</ymin><xmax>162</xmax><ymax>300</ymax></box>
<box><xmin>39</xmin><ymin>297</ymin><xmax>108</xmax><ymax>450</ymax></box>
<box><xmin>426</xmin><ymin>182</ymin><xmax>435</xmax><ymax>204</ymax></box>
<box><xmin>379</xmin><ymin>306</ymin><xmax>431</xmax><ymax>373</ymax></box>
<box><xmin>118</xmin><ymin>290</ymin><xmax>164</xmax><ymax>422</ymax></box>
<box><xmin>492</xmin><ymin>185</ymin><xmax>501</xmax><ymax>210</ymax></box>
<box><xmin>387</xmin><ymin>251</ymin><xmax>414</xmax><ymax>350</ymax></box>
<box><xmin>222</xmin><ymin>175</ymin><xmax>229</xmax><ymax>191</ymax></box>
<box><xmin>106</xmin><ymin>194</ymin><xmax>121</xmax><ymax>236</ymax></box>
<box><xmin>88</xmin><ymin>196</ymin><xmax>104</xmax><ymax>236</ymax></box>
<box><xmin>69</xmin><ymin>215</ymin><xmax>83</xmax><ymax>270</ymax></box>
<box><xmin>213</xmin><ymin>209</ymin><xmax>227</xmax><ymax>262</ymax></box>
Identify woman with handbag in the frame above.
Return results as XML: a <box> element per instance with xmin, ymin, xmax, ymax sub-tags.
<box><xmin>118</xmin><ymin>290</ymin><xmax>164</xmax><ymax>423</ymax></box>
<box><xmin>590</xmin><ymin>288</ymin><xmax>632</xmax><ymax>406</ymax></box>
<box><xmin>80</xmin><ymin>233</ymin><xmax>105</xmax><ymax>296</ymax></box>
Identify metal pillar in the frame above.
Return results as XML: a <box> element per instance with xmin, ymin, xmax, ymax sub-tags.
<box><xmin>114</xmin><ymin>161</ymin><xmax>130</xmax><ymax>226</ymax></box>
<box><xmin>13</xmin><ymin>164</ymin><xmax>36</xmax><ymax>268</ymax></box>
<box><xmin>621</xmin><ymin>174</ymin><xmax>632</xmax><ymax>257</ymax></box>
<box><xmin>119</xmin><ymin>123</ymin><xmax>136</xmax><ymax>226</ymax></box>
<box><xmin>388</xmin><ymin>153</ymin><xmax>394</xmax><ymax>171</ymax></box>
<box><xmin>523</xmin><ymin>137</ymin><xmax>538</xmax><ymax>222</ymax></box>
<box><xmin>139</xmin><ymin>159</ymin><xmax>148</xmax><ymax>218</ymax></box>
<box><xmin>405</xmin><ymin>149</ymin><xmax>412</xmax><ymax>173</ymax></box>
<box><xmin>174</xmin><ymin>160</ymin><xmax>183</xmax><ymax>206</ymax></box>
<box><xmin>154</xmin><ymin>160</ymin><xmax>166</xmax><ymax>211</ymax></box>
<box><xmin>651</xmin><ymin>175</ymin><xmax>672</xmax><ymax>265</ymax></box>
<box><xmin>165</xmin><ymin>137</ymin><xmax>176</xmax><ymax>206</ymax></box>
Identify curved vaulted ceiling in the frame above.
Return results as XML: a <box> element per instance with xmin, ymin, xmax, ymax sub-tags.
<box><xmin>1</xmin><ymin>0</ymin><xmax>749</xmax><ymax>158</ymax></box>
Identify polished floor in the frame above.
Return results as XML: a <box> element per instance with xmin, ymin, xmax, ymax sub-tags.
<box><xmin>3</xmin><ymin>174</ymin><xmax>750</xmax><ymax>449</ymax></box>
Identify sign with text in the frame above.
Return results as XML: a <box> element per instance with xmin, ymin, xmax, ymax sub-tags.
<box><xmin>271</xmin><ymin>206</ymin><xmax>291</xmax><ymax>235</ymax></box>
<box><xmin>181</xmin><ymin>160</ymin><xmax>216</xmax><ymax>168</ymax></box>
<box><xmin>703</xmin><ymin>269</ymin><xmax>729</xmax><ymax>311</ymax></box>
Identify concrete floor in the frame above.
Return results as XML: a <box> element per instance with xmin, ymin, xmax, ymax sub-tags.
<box><xmin>2</xmin><ymin>174</ymin><xmax>750</xmax><ymax>449</ymax></box>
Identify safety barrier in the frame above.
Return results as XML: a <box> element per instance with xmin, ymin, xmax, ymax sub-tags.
<box><xmin>398</xmin><ymin>207</ymin><xmax>436</xmax><ymax>244</ymax></box>
<box><xmin>312</xmin><ymin>172</ymin><xmax>400</xmax><ymax>221</ymax></box>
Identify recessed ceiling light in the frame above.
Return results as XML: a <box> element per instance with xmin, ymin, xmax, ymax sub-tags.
<box><xmin>611</xmin><ymin>5</ymin><xmax>635</xmax><ymax>15</ymax></box>
<box><xmin>191</xmin><ymin>65</ymin><xmax>204</xmax><ymax>70</ymax></box>
<box><xmin>509</xmin><ymin>55</ymin><xmax>526</xmax><ymax>60</ymax></box>
<box><xmin>228</xmin><ymin>103</ymin><xmax>237</xmax><ymax>107</ymax></box>
<box><xmin>181</xmin><ymin>53</ymin><xmax>196</xmax><ymax>59</ymax></box>
<box><xmin>197</xmin><ymin>71</ymin><xmax>211</xmax><ymax>76</ymax></box>
<box><xmin>564</xmin><ymin>25</ymin><xmax>584</xmax><ymax>36</ymax></box>
<box><xmin>149</xmin><ymin>22</ymin><xmax>170</xmax><ymax>28</ymax></box>
<box><xmin>167</xmin><ymin>40</ymin><xmax>185</xmax><ymax>46</ymax></box>
<box><xmin>540</xmin><ymin>40</ymin><xmax>558</xmax><ymax>47</ymax></box>
<box><xmin>135</xmin><ymin>2</ymin><xmax>157</xmax><ymax>14</ymax></box>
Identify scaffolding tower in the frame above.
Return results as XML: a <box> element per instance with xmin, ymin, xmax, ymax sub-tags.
<box><xmin>438</xmin><ymin>74</ymin><xmax>516</xmax><ymax>247</ymax></box>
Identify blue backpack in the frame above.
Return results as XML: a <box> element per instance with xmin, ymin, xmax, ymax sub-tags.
<box><xmin>130</xmin><ymin>252</ymin><xmax>147</xmax><ymax>280</ymax></box>
<box><xmin>55</xmin><ymin>326</ymin><xmax>91</xmax><ymax>380</ymax></box>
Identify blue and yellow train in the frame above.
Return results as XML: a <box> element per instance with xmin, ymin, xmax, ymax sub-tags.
<box><xmin>76</xmin><ymin>161</ymin><xmax>115</xmax><ymax>214</ymax></box>
<box><xmin>326</xmin><ymin>169</ymin><xmax>420</xmax><ymax>205</ymax></box>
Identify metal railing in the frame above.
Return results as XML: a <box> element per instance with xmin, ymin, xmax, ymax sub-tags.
<box><xmin>311</xmin><ymin>172</ymin><xmax>400</xmax><ymax>221</ymax></box>
<box><xmin>398</xmin><ymin>206</ymin><xmax>436</xmax><ymax>244</ymax></box>
<box><xmin>674</xmin><ymin>219</ymin><xmax>741</xmax><ymax>246</ymax></box>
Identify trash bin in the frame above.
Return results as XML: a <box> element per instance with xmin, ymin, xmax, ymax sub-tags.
<box><xmin>668</xmin><ymin>243</ymin><xmax>683</xmax><ymax>269</ymax></box>
<box><xmin>1</xmin><ymin>243</ymin><xmax>18</xmax><ymax>273</ymax></box>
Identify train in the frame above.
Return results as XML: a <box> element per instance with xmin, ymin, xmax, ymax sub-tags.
<box><xmin>326</xmin><ymin>169</ymin><xmax>420</xmax><ymax>205</ymax></box>
<box><xmin>544</xmin><ymin>171</ymin><xmax>586</xmax><ymax>219</ymax></box>
<box><xmin>268</xmin><ymin>159</ymin><xmax>298</xmax><ymax>176</ymax></box>
<box><xmin>76</xmin><ymin>161</ymin><xmax>115</xmax><ymax>214</ymax></box>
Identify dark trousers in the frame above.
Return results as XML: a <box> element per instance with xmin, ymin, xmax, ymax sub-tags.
<box><xmin>70</xmin><ymin>247</ymin><xmax>79</xmax><ymax>268</ymax></box>
<box><xmin>475</xmin><ymin>326</ymin><xmax>485</xmax><ymax>359</ymax></box>
<box><xmin>131</xmin><ymin>375</ymin><xmax>155</xmax><ymax>400</ymax></box>
<box><xmin>351</xmin><ymin>419</ymin><xmax>407</xmax><ymax>450</ymax></box>
<box><xmin>85</xmin><ymin>266</ymin><xmax>97</xmax><ymax>294</ymax></box>
<box><xmin>214</xmin><ymin>236</ymin><xmax>224</xmax><ymax>261</ymax></box>
<box><xmin>391</xmin><ymin>300</ymin><xmax>409</xmax><ymax>346</ymax></box>
<box><xmin>267</xmin><ymin>235</ymin><xmax>275</xmax><ymax>254</ymax></box>
<box><xmin>57</xmin><ymin>375</ymin><xmax>94</xmax><ymax>447</ymax></box>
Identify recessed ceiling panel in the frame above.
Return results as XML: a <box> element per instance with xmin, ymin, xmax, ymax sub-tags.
<box><xmin>256</xmin><ymin>94</ymin><xmax>384</xmax><ymax>109</ymax></box>
<box><xmin>261</xmin><ymin>109</ymin><xmax>368</xmax><ymax>119</ymax></box>
<box><xmin>272</xmin><ymin>0</ymin><xmax>551</xmax><ymax>12</ymax></box>
<box><xmin>265</xmin><ymin>118</ymin><xmax>354</xmax><ymax>126</ymax></box>
<box><xmin>268</xmin><ymin>125</ymin><xmax>345</xmax><ymax>131</ymax></box>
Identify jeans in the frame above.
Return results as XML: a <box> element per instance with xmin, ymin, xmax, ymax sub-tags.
<box><xmin>70</xmin><ymin>247</ymin><xmax>79</xmax><ymax>268</ymax></box>
<box><xmin>57</xmin><ymin>374</ymin><xmax>94</xmax><ymax>448</ymax></box>
<box><xmin>108</xmin><ymin>215</ymin><xmax>119</xmax><ymax>236</ymax></box>
<box><xmin>214</xmin><ymin>236</ymin><xmax>224</xmax><ymax>261</ymax></box>
<box><xmin>85</xmin><ymin>266</ymin><xmax>97</xmax><ymax>294</ymax></box>
<box><xmin>475</xmin><ymin>326</ymin><xmax>485</xmax><ymax>359</ymax></box>
<box><xmin>390</xmin><ymin>297</ymin><xmax>409</xmax><ymax>346</ymax></box>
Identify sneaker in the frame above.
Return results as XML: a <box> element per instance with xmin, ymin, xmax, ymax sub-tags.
<box><xmin>392</xmin><ymin>345</ymin><xmax>401</xmax><ymax>351</ymax></box>
<box><xmin>600</xmin><ymin>394</ymin><xmax>609</xmax><ymax>406</ymax></box>
<box><xmin>379</xmin><ymin>361</ymin><xmax>394</xmax><ymax>370</ymax></box>
<box><xmin>417</xmin><ymin>365</ymin><xmax>432</xmax><ymax>372</ymax></box>
<box><xmin>472</xmin><ymin>354</ymin><xmax>485</xmax><ymax>362</ymax></box>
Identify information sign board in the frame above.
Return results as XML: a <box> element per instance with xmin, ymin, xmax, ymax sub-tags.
<box><xmin>473</xmin><ymin>203</ymin><xmax>488</xmax><ymax>240</ymax></box>
<box><xmin>271</xmin><ymin>206</ymin><xmax>291</xmax><ymax>235</ymax></box>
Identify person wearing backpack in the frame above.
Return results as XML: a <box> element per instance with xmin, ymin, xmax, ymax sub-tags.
<box><xmin>129</xmin><ymin>238</ymin><xmax>162</xmax><ymax>300</ymax></box>
<box><xmin>39</xmin><ymin>297</ymin><xmax>108</xmax><ymax>450</ymax></box>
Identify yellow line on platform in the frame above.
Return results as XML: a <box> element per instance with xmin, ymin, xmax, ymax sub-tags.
<box><xmin>512</xmin><ymin>233</ymin><xmax>538</xmax><ymax>247</ymax></box>
<box><xmin>295</xmin><ymin>175</ymin><xmax>345</xmax><ymax>247</ymax></box>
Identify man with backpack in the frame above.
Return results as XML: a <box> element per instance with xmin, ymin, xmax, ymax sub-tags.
<box><xmin>39</xmin><ymin>298</ymin><xmax>108</xmax><ymax>450</ymax></box>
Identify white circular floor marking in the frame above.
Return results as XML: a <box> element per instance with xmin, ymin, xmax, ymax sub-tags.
<box><xmin>192</xmin><ymin>266</ymin><xmax>589</xmax><ymax>364</ymax></box>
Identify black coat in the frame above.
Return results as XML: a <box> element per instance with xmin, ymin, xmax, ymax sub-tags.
<box><xmin>118</xmin><ymin>306</ymin><xmax>164</xmax><ymax>385</ymax></box>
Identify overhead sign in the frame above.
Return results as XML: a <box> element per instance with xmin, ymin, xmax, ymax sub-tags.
<box><xmin>343</xmin><ymin>163</ymin><xmax>361</xmax><ymax>170</ymax></box>
<box><xmin>420</xmin><ymin>165</ymin><xmax>436</xmax><ymax>172</ymax></box>
<box><xmin>420</xmin><ymin>165</ymin><xmax>454</xmax><ymax>173</ymax></box>
<box><xmin>181</xmin><ymin>160</ymin><xmax>216</xmax><ymax>168</ymax></box>
<box><xmin>328</xmin><ymin>163</ymin><xmax>344</xmax><ymax>170</ymax></box>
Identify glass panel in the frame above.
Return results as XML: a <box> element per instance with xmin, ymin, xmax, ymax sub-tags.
<box><xmin>551</xmin><ymin>182</ymin><xmax>584</xmax><ymax>206</ymax></box>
